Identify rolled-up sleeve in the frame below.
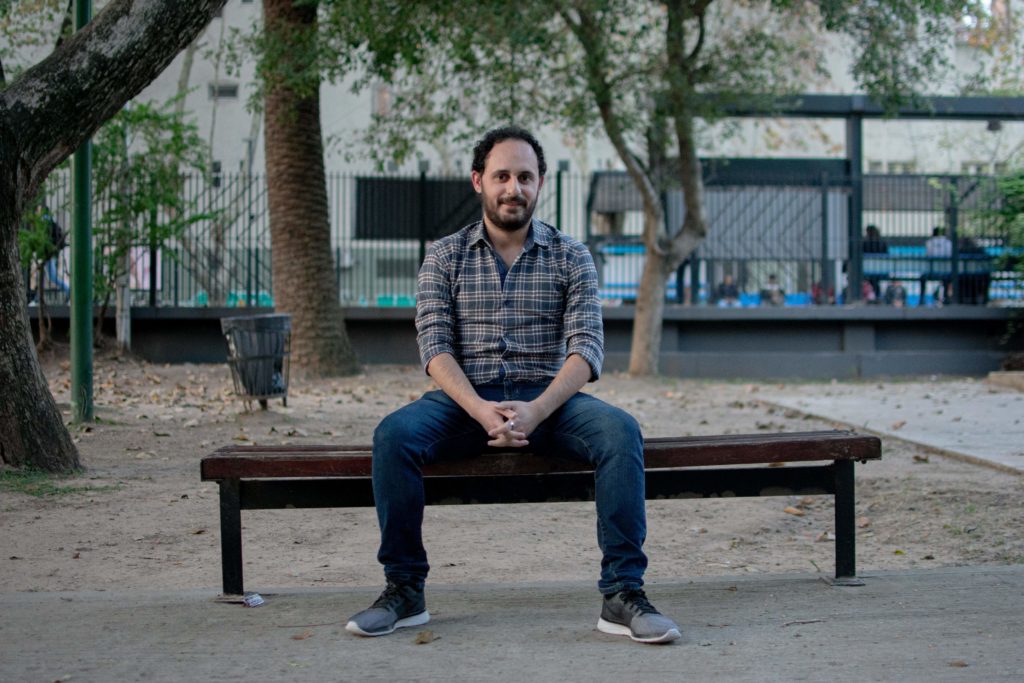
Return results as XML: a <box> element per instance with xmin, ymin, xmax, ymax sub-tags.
<box><xmin>415</xmin><ymin>244</ymin><xmax>455</xmax><ymax>374</ymax></box>
<box><xmin>563</xmin><ymin>245</ymin><xmax>604</xmax><ymax>381</ymax></box>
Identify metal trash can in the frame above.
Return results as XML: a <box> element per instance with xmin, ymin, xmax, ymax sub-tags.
<box><xmin>221</xmin><ymin>314</ymin><xmax>291</xmax><ymax>410</ymax></box>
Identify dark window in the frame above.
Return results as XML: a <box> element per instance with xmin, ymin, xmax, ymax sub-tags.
<box><xmin>208</xmin><ymin>83</ymin><xmax>239</xmax><ymax>100</ymax></box>
<box><xmin>355</xmin><ymin>177</ymin><xmax>480</xmax><ymax>239</ymax></box>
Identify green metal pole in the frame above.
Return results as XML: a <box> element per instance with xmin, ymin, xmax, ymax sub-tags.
<box><xmin>70</xmin><ymin>0</ymin><xmax>93</xmax><ymax>423</ymax></box>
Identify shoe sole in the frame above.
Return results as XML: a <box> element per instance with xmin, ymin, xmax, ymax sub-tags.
<box><xmin>597</xmin><ymin>618</ymin><xmax>681</xmax><ymax>644</ymax></box>
<box><xmin>345</xmin><ymin>610</ymin><xmax>430</xmax><ymax>637</ymax></box>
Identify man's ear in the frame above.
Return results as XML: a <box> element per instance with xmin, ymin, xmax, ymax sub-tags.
<box><xmin>471</xmin><ymin>171</ymin><xmax>483</xmax><ymax>193</ymax></box>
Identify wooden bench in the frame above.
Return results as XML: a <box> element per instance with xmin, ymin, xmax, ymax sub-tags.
<box><xmin>200</xmin><ymin>430</ymin><xmax>881</xmax><ymax>595</ymax></box>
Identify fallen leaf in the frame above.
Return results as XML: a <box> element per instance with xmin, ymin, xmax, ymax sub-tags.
<box><xmin>414</xmin><ymin>629</ymin><xmax>438</xmax><ymax>644</ymax></box>
<box><xmin>891</xmin><ymin>420</ymin><xmax>906</xmax><ymax>430</ymax></box>
<box><xmin>893</xmin><ymin>549</ymin><xmax>905</xmax><ymax>555</ymax></box>
<box><xmin>913</xmin><ymin>454</ymin><xmax>930</xmax><ymax>464</ymax></box>
<box><xmin>291</xmin><ymin>630</ymin><xmax>314</xmax><ymax>641</ymax></box>
<box><xmin>816</xmin><ymin>531</ymin><xmax>836</xmax><ymax>542</ymax></box>
<box><xmin>799</xmin><ymin>497</ymin><xmax>815</xmax><ymax>507</ymax></box>
<box><xmin>192</xmin><ymin>529</ymin><xmax>206</xmax><ymax>535</ymax></box>
<box><xmin>233</xmin><ymin>434</ymin><xmax>251</xmax><ymax>442</ymax></box>
<box><xmin>783</xmin><ymin>506</ymin><xmax>805</xmax><ymax>517</ymax></box>
<box><xmin>857</xmin><ymin>516</ymin><xmax>871</xmax><ymax>528</ymax></box>
<box><xmin>948</xmin><ymin>660</ymin><xmax>968</xmax><ymax>668</ymax></box>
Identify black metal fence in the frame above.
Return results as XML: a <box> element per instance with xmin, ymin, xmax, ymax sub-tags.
<box><xmin>587</xmin><ymin>169</ymin><xmax>1022</xmax><ymax>308</ymax></box>
<box><xmin>26</xmin><ymin>168</ymin><xmax>1024</xmax><ymax>310</ymax></box>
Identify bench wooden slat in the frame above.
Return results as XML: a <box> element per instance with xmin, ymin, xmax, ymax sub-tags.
<box><xmin>200</xmin><ymin>430</ymin><xmax>880</xmax><ymax>481</ymax></box>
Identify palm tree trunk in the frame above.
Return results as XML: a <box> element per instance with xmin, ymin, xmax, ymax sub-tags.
<box><xmin>262</xmin><ymin>0</ymin><xmax>357</xmax><ymax>377</ymax></box>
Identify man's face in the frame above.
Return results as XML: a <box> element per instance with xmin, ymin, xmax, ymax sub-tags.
<box><xmin>472</xmin><ymin>139</ymin><xmax>544</xmax><ymax>233</ymax></box>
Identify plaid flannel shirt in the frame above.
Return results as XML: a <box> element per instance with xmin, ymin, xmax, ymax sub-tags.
<box><xmin>415</xmin><ymin>219</ymin><xmax>604</xmax><ymax>385</ymax></box>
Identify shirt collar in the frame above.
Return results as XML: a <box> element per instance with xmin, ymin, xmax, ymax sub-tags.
<box><xmin>469</xmin><ymin>218</ymin><xmax>551</xmax><ymax>251</ymax></box>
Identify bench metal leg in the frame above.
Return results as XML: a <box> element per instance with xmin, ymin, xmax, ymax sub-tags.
<box><xmin>219</xmin><ymin>479</ymin><xmax>244</xmax><ymax>595</ymax></box>
<box><xmin>832</xmin><ymin>460</ymin><xmax>864</xmax><ymax>586</ymax></box>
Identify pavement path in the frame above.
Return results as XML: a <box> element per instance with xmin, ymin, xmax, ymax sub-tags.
<box><xmin>2</xmin><ymin>567</ymin><xmax>1022</xmax><ymax>682</ymax></box>
<box><xmin>757</xmin><ymin>378</ymin><xmax>1024</xmax><ymax>474</ymax></box>
<box><xmin>4</xmin><ymin>376</ymin><xmax>1023</xmax><ymax>681</ymax></box>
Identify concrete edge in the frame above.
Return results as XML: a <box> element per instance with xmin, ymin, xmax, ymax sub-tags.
<box><xmin>755</xmin><ymin>399</ymin><xmax>1024</xmax><ymax>476</ymax></box>
<box><xmin>986</xmin><ymin>371</ymin><xmax>1024</xmax><ymax>392</ymax></box>
<box><xmin>5</xmin><ymin>565</ymin><xmax>1024</xmax><ymax>604</ymax></box>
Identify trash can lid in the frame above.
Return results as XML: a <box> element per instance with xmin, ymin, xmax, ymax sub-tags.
<box><xmin>220</xmin><ymin>313</ymin><xmax>292</xmax><ymax>333</ymax></box>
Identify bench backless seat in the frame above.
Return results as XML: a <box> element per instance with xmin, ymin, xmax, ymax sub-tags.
<box><xmin>201</xmin><ymin>430</ymin><xmax>881</xmax><ymax>595</ymax></box>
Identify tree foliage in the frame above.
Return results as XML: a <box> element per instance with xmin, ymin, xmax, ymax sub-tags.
<box><xmin>90</xmin><ymin>98</ymin><xmax>212</xmax><ymax>328</ymax></box>
<box><xmin>993</xmin><ymin>172</ymin><xmax>1024</xmax><ymax>277</ymax></box>
<box><xmin>314</xmin><ymin>0</ymin><xmax>978</xmax><ymax>374</ymax></box>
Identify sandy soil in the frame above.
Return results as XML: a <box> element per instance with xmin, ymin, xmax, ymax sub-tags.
<box><xmin>2</xmin><ymin>349</ymin><xmax>1022</xmax><ymax>593</ymax></box>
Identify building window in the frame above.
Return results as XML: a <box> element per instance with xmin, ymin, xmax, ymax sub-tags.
<box><xmin>994</xmin><ymin>162</ymin><xmax>1009</xmax><ymax>175</ymax></box>
<box><xmin>867</xmin><ymin>160</ymin><xmax>884</xmax><ymax>174</ymax></box>
<box><xmin>208</xmin><ymin>83</ymin><xmax>239</xmax><ymax>100</ymax></box>
<box><xmin>372</xmin><ymin>83</ymin><xmax>391</xmax><ymax>117</ymax></box>
<box><xmin>887</xmin><ymin>161</ymin><xmax>916</xmax><ymax>175</ymax></box>
<box><xmin>960</xmin><ymin>161</ymin><xmax>989</xmax><ymax>175</ymax></box>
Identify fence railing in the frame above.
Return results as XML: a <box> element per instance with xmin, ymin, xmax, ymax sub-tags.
<box><xmin>26</xmin><ymin>170</ymin><xmax>1024</xmax><ymax>310</ymax></box>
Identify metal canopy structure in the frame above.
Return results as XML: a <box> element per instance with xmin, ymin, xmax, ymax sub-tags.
<box><xmin>710</xmin><ymin>94</ymin><xmax>1024</xmax><ymax>300</ymax></box>
<box><xmin>714</xmin><ymin>93</ymin><xmax>1024</xmax><ymax>121</ymax></box>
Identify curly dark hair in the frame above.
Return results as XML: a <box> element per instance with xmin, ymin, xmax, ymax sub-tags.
<box><xmin>471</xmin><ymin>126</ymin><xmax>547</xmax><ymax>177</ymax></box>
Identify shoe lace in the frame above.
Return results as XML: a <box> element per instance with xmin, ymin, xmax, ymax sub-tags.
<box><xmin>618</xmin><ymin>588</ymin><xmax>658</xmax><ymax>616</ymax></box>
<box><xmin>371</xmin><ymin>582</ymin><xmax>406</xmax><ymax>610</ymax></box>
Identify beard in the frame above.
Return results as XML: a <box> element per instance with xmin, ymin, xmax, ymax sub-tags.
<box><xmin>482</xmin><ymin>192</ymin><xmax>537</xmax><ymax>233</ymax></box>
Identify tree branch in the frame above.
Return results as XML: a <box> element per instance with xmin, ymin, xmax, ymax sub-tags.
<box><xmin>685</xmin><ymin>7</ymin><xmax>706</xmax><ymax>66</ymax></box>
<box><xmin>54</xmin><ymin>0</ymin><xmax>74</xmax><ymax>51</ymax></box>
<box><xmin>0</xmin><ymin>0</ymin><xmax>227</xmax><ymax>198</ymax></box>
<box><xmin>557</xmin><ymin>3</ymin><xmax>664</xmax><ymax>244</ymax></box>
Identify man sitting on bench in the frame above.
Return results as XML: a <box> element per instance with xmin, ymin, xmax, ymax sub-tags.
<box><xmin>345</xmin><ymin>126</ymin><xmax>681</xmax><ymax>644</ymax></box>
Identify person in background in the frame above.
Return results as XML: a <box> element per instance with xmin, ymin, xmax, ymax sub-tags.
<box><xmin>862</xmin><ymin>224</ymin><xmax>888</xmax><ymax>253</ymax></box>
<box><xmin>714</xmin><ymin>274</ymin><xmax>741</xmax><ymax>307</ymax></box>
<box><xmin>925</xmin><ymin>227</ymin><xmax>953</xmax><ymax>304</ymax></box>
<box><xmin>760</xmin><ymin>274</ymin><xmax>785</xmax><ymax>306</ymax></box>
<box><xmin>883</xmin><ymin>280</ymin><xmax>907</xmax><ymax>307</ymax></box>
<box><xmin>925</xmin><ymin>226</ymin><xmax>952</xmax><ymax>257</ymax></box>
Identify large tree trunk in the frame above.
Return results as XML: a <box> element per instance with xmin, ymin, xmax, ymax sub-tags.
<box><xmin>263</xmin><ymin>0</ymin><xmax>358</xmax><ymax>377</ymax></box>
<box><xmin>0</xmin><ymin>0</ymin><xmax>226</xmax><ymax>472</ymax></box>
<box><xmin>0</xmin><ymin>182</ymin><xmax>75</xmax><ymax>470</ymax></box>
<box><xmin>626</xmin><ymin>1</ymin><xmax>710</xmax><ymax>376</ymax></box>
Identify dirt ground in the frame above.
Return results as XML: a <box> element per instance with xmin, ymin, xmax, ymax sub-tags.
<box><xmin>2</xmin><ymin>348</ymin><xmax>1022</xmax><ymax>593</ymax></box>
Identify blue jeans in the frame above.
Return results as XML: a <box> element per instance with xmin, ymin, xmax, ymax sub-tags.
<box><xmin>372</xmin><ymin>382</ymin><xmax>647</xmax><ymax>595</ymax></box>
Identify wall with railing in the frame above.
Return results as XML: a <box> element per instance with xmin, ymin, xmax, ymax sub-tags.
<box><xmin>25</xmin><ymin>169</ymin><xmax>1024</xmax><ymax>310</ymax></box>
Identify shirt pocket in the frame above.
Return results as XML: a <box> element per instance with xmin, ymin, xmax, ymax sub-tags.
<box><xmin>522</xmin><ymin>279</ymin><xmax>565</xmax><ymax>320</ymax></box>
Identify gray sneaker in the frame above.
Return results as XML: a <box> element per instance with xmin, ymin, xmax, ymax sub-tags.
<box><xmin>345</xmin><ymin>581</ymin><xmax>430</xmax><ymax>637</ymax></box>
<box><xmin>597</xmin><ymin>589</ymin><xmax>681</xmax><ymax>643</ymax></box>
